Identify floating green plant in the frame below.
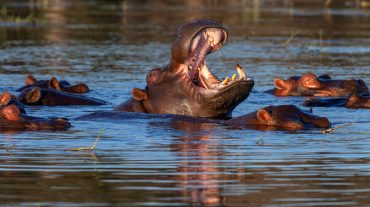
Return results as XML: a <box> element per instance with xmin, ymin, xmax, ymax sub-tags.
<box><xmin>66</xmin><ymin>128</ymin><xmax>104</xmax><ymax>151</ymax></box>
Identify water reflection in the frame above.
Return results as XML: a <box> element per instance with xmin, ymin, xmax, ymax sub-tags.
<box><xmin>170</xmin><ymin>122</ymin><xmax>223</xmax><ymax>206</ymax></box>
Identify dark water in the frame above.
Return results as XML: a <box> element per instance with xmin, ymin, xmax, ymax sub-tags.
<box><xmin>1</xmin><ymin>0</ymin><xmax>370</xmax><ymax>206</ymax></box>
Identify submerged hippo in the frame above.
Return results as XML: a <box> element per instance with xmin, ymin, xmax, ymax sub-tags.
<box><xmin>224</xmin><ymin>105</ymin><xmax>330</xmax><ymax>131</ymax></box>
<box><xmin>304</xmin><ymin>93</ymin><xmax>370</xmax><ymax>109</ymax></box>
<box><xmin>0</xmin><ymin>91</ymin><xmax>25</xmax><ymax>113</ymax></box>
<box><xmin>115</xmin><ymin>20</ymin><xmax>254</xmax><ymax>118</ymax></box>
<box><xmin>271</xmin><ymin>72</ymin><xmax>369</xmax><ymax>97</ymax></box>
<box><xmin>0</xmin><ymin>91</ymin><xmax>71</xmax><ymax>131</ymax></box>
<box><xmin>16</xmin><ymin>75</ymin><xmax>90</xmax><ymax>93</ymax></box>
<box><xmin>17</xmin><ymin>87</ymin><xmax>107</xmax><ymax>106</ymax></box>
<box><xmin>79</xmin><ymin>105</ymin><xmax>330</xmax><ymax>131</ymax></box>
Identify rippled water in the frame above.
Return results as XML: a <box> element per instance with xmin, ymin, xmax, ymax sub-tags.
<box><xmin>1</xmin><ymin>0</ymin><xmax>370</xmax><ymax>206</ymax></box>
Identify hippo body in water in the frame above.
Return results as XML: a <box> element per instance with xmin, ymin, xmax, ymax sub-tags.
<box><xmin>0</xmin><ymin>92</ymin><xmax>71</xmax><ymax>131</ymax></box>
<box><xmin>17</xmin><ymin>87</ymin><xmax>107</xmax><ymax>106</ymax></box>
<box><xmin>115</xmin><ymin>20</ymin><xmax>254</xmax><ymax>118</ymax></box>
<box><xmin>270</xmin><ymin>72</ymin><xmax>369</xmax><ymax>97</ymax></box>
<box><xmin>79</xmin><ymin>105</ymin><xmax>330</xmax><ymax>131</ymax></box>
<box><xmin>304</xmin><ymin>93</ymin><xmax>370</xmax><ymax>109</ymax></box>
<box><xmin>16</xmin><ymin>75</ymin><xmax>90</xmax><ymax>94</ymax></box>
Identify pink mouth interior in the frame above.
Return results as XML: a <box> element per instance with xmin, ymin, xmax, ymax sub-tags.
<box><xmin>184</xmin><ymin>28</ymin><xmax>226</xmax><ymax>88</ymax></box>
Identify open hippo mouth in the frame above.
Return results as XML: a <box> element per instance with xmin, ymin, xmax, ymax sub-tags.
<box><xmin>182</xmin><ymin>25</ymin><xmax>254</xmax><ymax>93</ymax></box>
<box><xmin>131</xmin><ymin>20</ymin><xmax>255</xmax><ymax>118</ymax></box>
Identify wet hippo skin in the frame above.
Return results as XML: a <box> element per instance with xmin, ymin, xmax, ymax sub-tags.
<box><xmin>115</xmin><ymin>20</ymin><xmax>254</xmax><ymax>118</ymax></box>
<box><xmin>224</xmin><ymin>105</ymin><xmax>330</xmax><ymax>131</ymax></box>
<box><xmin>0</xmin><ymin>91</ymin><xmax>71</xmax><ymax>131</ymax></box>
<box><xmin>16</xmin><ymin>75</ymin><xmax>90</xmax><ymax>93</ymax></box>
<box><xmin>17</xmin><ymin>87</ymin><xmax>107</xmax><ymax>106</ymax></box>
<box><xmin>79</xmin><ymin>105</ymin><xmax>330</xmax><ymax>131</ymax></box>
<box><xmin>270</xmin><ymin>72</ymin><xmax>369</xmax><ymax>97</ymax></box>
<box><xmin>304</xmin><ymin>93</ymin><xmax>370</xmax><ymax>109</ymax></box>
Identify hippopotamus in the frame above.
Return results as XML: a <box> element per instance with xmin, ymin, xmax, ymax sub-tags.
<box><xmin>79</xmin><ymin>105</ymin><xmax>330</xmax><ymax>131</ymax></box>
<box><xmin>115</xmin><ymin>20</ymin><xmax>254</xmax><ymax>118</ymax></box>
<box><xmin>304</xmin><ymin>93</ymin><xmax>370</xmax><ymax>109</ymax></box>
<box><xmin>271</xmin><ymin>72</ymin><xmax>369</xmax><ymax>97</ymax></box>
<box><xmin>0</xmin><ymin>91</ymin><xmax>25</xmax><ymax>113</ymax></box>
<box><xmin>17</xmin><ymin>87</ymin><xmax>107</xmax><ymax>106</ymax></box>
<box><xmin>0</xmin><ymin>91</ymin><xmax>71</xmax><ymax>131</ymax></box>
<box><xmin>16</xmin><ymin>75</ymin><xmax>90</xmax><ymax>93</ymax></box>
<box><xmin>224</xmin><ymin>105</ymin><xmax>330</xmax><ymax>130</ymax></box>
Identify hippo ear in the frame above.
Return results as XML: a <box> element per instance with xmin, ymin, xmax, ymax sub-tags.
<box><xmin>2</xmin><ymin>105</ymin><xmax>21</xmax><ymax>121</ymax></box>
<box><xmin>274</xmin><ymin>78</ymin><xmax>289</xmax><ymax>90</ymax></box>
<box><xmin>49</xmin><ymin>77</ymin><xmax>62</xmax><ymax>91</ymax></box>
<box><xmin>26</xmin><ymin>88</ymin><xmax>42</xmax><ymax>103</ymax></box>
<box><xmin>25</xmin><ymin>75</ymin><xmax>37</xmax><ymax>85</ymax></box>
<box><xmin>0</xmin><ymin>91</ymin><xmax>12</xmax><ymax>106</ymax></box>
<box><xmin>301</xmin><ymin>73</ymin><xmax>320</xmax><ymax>89</ymax></box>
<box><xmin>131</xmin><ymin>88</ymin><xmax>147</xmax><ymax>101</ymax></box>
<box><xmin>256</xmin><ymin>109</ymin><xmax>273</xmax><ymax>124</ymax></box>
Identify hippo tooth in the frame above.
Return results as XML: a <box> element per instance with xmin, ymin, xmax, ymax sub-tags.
<box><xmin>236</xmin><ymin>64</ymin><xmax>246</xmax><ymax>79</ymax></box>
<box><xmin>200</xmin><ymin>74</ymin><xmax>212</xmax><ymax>89</ymax></box>
<box><xmin>231</xmin><ymin>74</ymin><xmax>237</xmax><ymax>81</ymax></box>
<box><xmin>222</xmin><ymin>76</ymin><xmax>229</xmax><ymax>85</ymax></box>
<box><xmin>188</xmin><ymin>65</ymin><xmax>193</xmax><ymax>70</ymax></box>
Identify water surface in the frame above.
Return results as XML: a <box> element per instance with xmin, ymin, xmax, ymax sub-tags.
<box><xmin>0</xmin><ymin>0</ymin><xmax>370</xmax><ymax>206</ymax></box>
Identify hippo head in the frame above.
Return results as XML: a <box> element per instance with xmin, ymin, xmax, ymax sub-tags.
<box><xmin>273</xmin><ymin>72</ymin><xmax>369</xmax><ymax>97</ymax></box>
<box><xmin>253</xmin><ymin>105</ymin><xmax>331</xmax><ymax>130</ymax></box>
<box><xmin>16</xmin><ymin>75</ymin><xmax>90</xmax><ymax>93</ymax></box>
<box><xmin>0</xmin><ymin>91</ymin><xmax>25</xmax><ymax>113</ymax></box>
<box><xmin>345</xmin><ymin>93</ymin><xmax>370</xmax><ymax>108</ymax></box>
<box><xmin>131</xmin><ymin>20</ymin><xmax>254</xmax><ymax>117</ymax></box>
<box><xmin>0</xmin><ymin>91</ymin><xmax>71</xmax><ymax>131</ymax></box>
<box><xmin>226</xmin><ymin>105</ymin><xmax>331</xmax><ymax>131</ymax></box>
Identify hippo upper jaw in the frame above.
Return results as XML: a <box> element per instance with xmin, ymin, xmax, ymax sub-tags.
<box><xmin>165</xmin><ymin>20</ymin><xmax>254</xmax><ymax>117</ymax></box>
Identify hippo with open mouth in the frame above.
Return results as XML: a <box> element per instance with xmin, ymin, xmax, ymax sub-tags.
<box><xmin>115</xmin><ymin>20</ymin><xmax>254</xmax><ymax>118</ymax></box>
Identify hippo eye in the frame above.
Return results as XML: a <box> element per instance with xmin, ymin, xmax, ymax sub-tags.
<box><xmin>147</xmin><ymin>68</ymin><xmax>161</xmax><ymax>85</ymax></box>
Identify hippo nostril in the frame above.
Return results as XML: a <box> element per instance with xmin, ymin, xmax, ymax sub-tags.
<box><xmin>285</xmin><ymin>121</ymin><xmax>304</xmax><ymax>130</ymax></box>
<box><xmin>56</xmin><ymin>118</ymin><xmax>71</xmax><ymax>129</ymax></box>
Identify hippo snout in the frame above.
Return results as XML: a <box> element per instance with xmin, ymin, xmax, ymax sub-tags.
<box><xmin>54</xmin><ymin>118</ymin><xmax>72</xmax><ymax>130</ymax></box>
